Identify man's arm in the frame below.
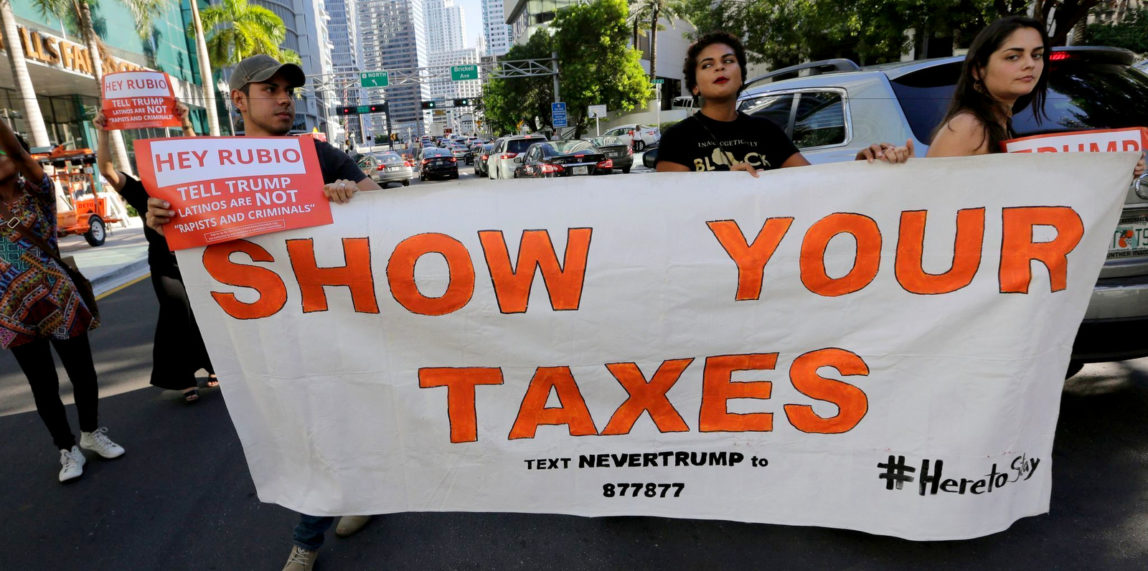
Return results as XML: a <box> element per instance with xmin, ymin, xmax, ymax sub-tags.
<box><xmin>175</xmin><ymin>102</ymin><xmax>196</xmax><ymax>137</ymax></box>
<box><xmin>92</xmin><ymin>110</ymin><xmax>125</xmax><ymax>191</ymax></box>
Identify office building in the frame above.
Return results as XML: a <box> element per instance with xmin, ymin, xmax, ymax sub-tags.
<box><xmin>325</xmin><ymin>0</ymin><xmax>365</xmax><ymax>146</ymax></box>
<box><xmin>425</xmin><ymin>0</ymin><xmax>465</xmax><ymax>54</ymax></box>
<box><xmin>483</xmin><ymin>0</ymin><xmax>510</xmax><ymax>56</ymax></box>
<box><xmin>358</xmin><ymin>0</ymin><xmax>430</xmax><ymax>137</ymax></box>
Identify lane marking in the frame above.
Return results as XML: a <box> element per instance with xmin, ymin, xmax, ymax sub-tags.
<box><xmin>96</xmin><ymin>273</ymin><xmax>151</xmax><ymax>300</ymax></box>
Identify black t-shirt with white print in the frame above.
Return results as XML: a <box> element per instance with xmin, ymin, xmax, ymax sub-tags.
<box><xmin>656</xmin><ymin>111</ymin><xmax>800</xmax><ymax>172</ymax></box>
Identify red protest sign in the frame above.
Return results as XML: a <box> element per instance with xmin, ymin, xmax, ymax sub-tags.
<box><xmin>101</xmin><ymin>71</ymin><xmax>181</xmax><ymax>130</ymax></box>
<box><xmin>1002</xmin><ymin>127</ymin><xmax>1148</xmax><ymax>154</ymax></box>
<box><xmin>134</xmin><ymin>135</ymin><xmax>333</xmax><ymax>250</ymax></box>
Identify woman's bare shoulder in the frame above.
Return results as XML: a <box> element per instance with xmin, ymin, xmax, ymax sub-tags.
<box><xmin>928</xmin><ymin>112</ymin><xmax>990</xmax><ymax>157</ymax></box>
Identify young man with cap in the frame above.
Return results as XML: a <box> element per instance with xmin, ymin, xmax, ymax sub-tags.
<box><xmin>144</xmin><ymin>54</ymin><xmax>380</xmax><ymax>571</ymax></box>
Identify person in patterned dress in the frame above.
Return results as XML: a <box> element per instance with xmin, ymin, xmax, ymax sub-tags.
<box><xmin>0</xmin><ymin>118</ymin><xmax>125</xmax><ymax>483</ymax></box>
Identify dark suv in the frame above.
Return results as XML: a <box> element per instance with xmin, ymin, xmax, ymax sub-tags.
<box><xmin>729</xmin><ymin>47</ymin><xmax>1148</xmax><ymax>372</ymax></box>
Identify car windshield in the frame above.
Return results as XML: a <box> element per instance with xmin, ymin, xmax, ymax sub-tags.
<box><xmin>374</xmin><ymin>152</ymin><xmax>403</xmax><ymax>164</ymax></box>
<box><xmin>507</xmin><ymin>138</ymin><xmax>544</xmax><ymax>153</ymax></box>
<box><xmin>552</xmin><ymin>141</ymin><xmax>596</xmax><ymax>154</ymax></box>
<box><xmin>890</xmin><ymin>57</ymin><xmax>1148</xmax><ymax>143</ymax></box>
<box><xmin>424</xmin><ymin>148</ymin><xmax>451</xmax><ymax>157</ymax></box>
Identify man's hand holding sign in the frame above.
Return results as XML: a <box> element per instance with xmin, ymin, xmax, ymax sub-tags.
<box><xmin>140</xmin><ymin>54</ymin><xmax>378</xmax><ymax>245</ymax></box>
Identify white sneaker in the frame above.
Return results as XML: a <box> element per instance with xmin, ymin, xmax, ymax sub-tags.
<box><xmin>59</xmin><ymin>446</ymin><xmax>86</xmax><ymax>482</ymax></box>
<box><xmin>282</xmin><ymin>545</ymin><xmax>318</xmax><ymax>571</ymax></box>
<box><xmin>79</xmin><ymin>427</ymin><xmax>125</xmax><ymax>459</ymax></box>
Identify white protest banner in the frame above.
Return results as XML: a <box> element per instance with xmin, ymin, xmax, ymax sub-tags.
<box><xmin>175</xmin><ymin>153</ymin><xmax>1136</xmax><ymax>540</ymax></box>
<box><xmin>101</xmin><ymin>71</ymin><xmax>181</xmax><ymax>130</ymax></box>
<box><xmin>1003</xmin><ymin>127</ymin><xmax>1148</xmax><ymax>154</ymax></box>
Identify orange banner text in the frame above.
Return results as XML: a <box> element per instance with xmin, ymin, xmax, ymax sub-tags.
<box><xmin>198</xmin><ymin>204</ymin><xmax>1084</xmax><ymax>320</ymax></box>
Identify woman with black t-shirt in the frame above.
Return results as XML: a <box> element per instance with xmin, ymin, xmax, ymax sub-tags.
<box><xmin>94</xmin><ymin>103</ymin><xmax>216</xmax><ymax>404</ymax></box>
<box><xmin>657</xmin><ymin>32</ymin><xmax>912</xmax><ymax>175</ymax></box>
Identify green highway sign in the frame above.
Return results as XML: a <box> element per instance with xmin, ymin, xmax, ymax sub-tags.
<box><xmin>450</xmin><ymin>64</ymin><xmax>479</xmax><ymax>81</ymax></box>
<box><xmin>361</xmin><ymin>71</ymin><xmax>389</xmax><ymax>88</ymax></box>
<box><xmin>356</xmin><ymin>105</ymin><xmax>371</xmax><ymax>113</ymax></box>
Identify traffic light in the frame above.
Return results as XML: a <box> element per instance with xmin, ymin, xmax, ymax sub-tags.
<box><xmin>336</xmin><ymin>106</ymin><xmax>356</xmax><ymax>116</ymax></box>
<box><xmin>421</xmin><ymin>101</ymin><xmax>437</xmax><ymax>110</ymax></box>
<box><xmin>453</xmin><ymin>98</ymin><xmax>471</xmax><ymax>107</ymax></box>
<box><xmin>368</xmin><ymin>103</ymin><xmax>387</xmax><ymax>113</ymax></box>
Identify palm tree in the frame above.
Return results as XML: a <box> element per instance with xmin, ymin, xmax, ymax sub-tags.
<box><xmin>31</xmin><ymin>0</ymin><xmax>166</xmax><ymax>175</ymax></box>
<box><xmin>0</xmin><ymin>0</ymin><xmax>50</xmax><ymax>147</ymax></box>
<box><xmin>198</xmin><ymin>0</ymin><xmax>292</xmax><ymax>66</ymax></box>
<box><xmin>188</xmin><ymin>0</ymin><xmax>220</xmax><ymax>136</ymax></box>
<box><xmin>630</xmin><ymin>0</ymin><xmax>688</xmax><ymax>80</ymax></box>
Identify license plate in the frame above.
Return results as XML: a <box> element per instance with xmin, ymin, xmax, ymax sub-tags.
<box><xmin>573</xmin><ymin>166</ymin><xmax>588</xmax><ymax>175</ymax></box>
<box><xmin>1110</xmin><ymin>212</ymin><xmax>1148</xmax><ymax>258</ymax></box>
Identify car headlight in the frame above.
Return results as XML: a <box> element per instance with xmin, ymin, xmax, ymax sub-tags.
<box><xmin>1135</xmin><ymin>174</ymin><xmax>1148</xmax><ymax>200</ymax></box>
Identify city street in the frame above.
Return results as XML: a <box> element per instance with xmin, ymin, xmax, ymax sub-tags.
<box><xmin>2</xmin><ymin>169</ymin><xmax>1148</xmax><ymax>569</ymax></box>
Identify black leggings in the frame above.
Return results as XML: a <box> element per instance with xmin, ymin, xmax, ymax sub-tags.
<box><xmin>10</xmin><ymin>334</ymin><xmax>100</xmax><ymax>450</ymax></box>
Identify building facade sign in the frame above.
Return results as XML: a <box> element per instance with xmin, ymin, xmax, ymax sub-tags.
<box><xmin>0</xmin><ymin>24</ymin><xmax>149</xmax><ymax>78</ymax></box>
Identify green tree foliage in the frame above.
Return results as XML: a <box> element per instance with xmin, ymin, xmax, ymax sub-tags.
<box><xmin>32</xmin><ymin>0</ymin><xmax>166</xmax><ymax>67</ymax></box>
<box><xmin>1086</xmin><ymin>8</ymin><xmax>1148</xmax><ymax>53</ymax></box>
<box><xmin>551</xmin><ymin>0</ymin><xmax>649</xmax><ymax>137</ymax></box>
<box><xmin>196</xmin><ymin>0</ymin><xmax>297</xmax><ymax>67</ymax></box>
<box><xmin>677</xmin><ymin>0</ymin><xmax>1115</xmax><ymax>67</ymax></box>
<box><xmin>680</xmin><ymin>0</ymin><xmax>1004</xmax><ymax>67</ymax></box>
<box><xmin>482</xmin><ymin>32</ymin><xmax>554</xmax><ymax>136</ymax></box>
<box><xmin>484</xmin><ymin>0</ymin><xmax>649</xmax><ymax>138</ymax></box>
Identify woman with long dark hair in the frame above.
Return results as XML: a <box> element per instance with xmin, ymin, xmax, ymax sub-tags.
<box><xmin>0</xmin><ymin>119</ymin><xmax>125</xmax><ymax>483</ymax></box>
<box><xmin>928</xmin><ymin>14</ymin><xmax>1145</xmax><ymax>177</ymax></box>
<box><xmin>928</xmin><ymin>16</ymin><xmax>1051</xmax><ymax>156</ymax></box>
<box><xmin>94</xmin><ymin>104</ymin><xmax>217</xmax><ymax>404</ymax></box>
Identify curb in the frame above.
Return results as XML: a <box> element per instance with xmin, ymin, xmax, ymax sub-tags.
<box><xmin>92</xmin><ymin>258</ymin><xmax>151</xmax><ymax>296</ymax></box>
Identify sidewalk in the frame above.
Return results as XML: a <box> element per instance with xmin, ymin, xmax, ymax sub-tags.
<box><xmin>59</xmin><ymin>217</ymin><xmax>151</xmax><ymax>295</ymax></box>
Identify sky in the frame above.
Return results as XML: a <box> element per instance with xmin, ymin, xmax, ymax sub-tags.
<box><xmin>458</xmin><ymin>0</ymin><xmax>484</xmax><ymax>50</ymax></box>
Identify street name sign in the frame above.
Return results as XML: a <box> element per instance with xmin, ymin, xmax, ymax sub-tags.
<box><xmin>552</xmin><ymin>102</ymin><xmax>567</xmax><ymax>128</ymax></box>
<box><xmin>356</xmin><ymin>105</ymin><xmax>371</xmax><ymax>114</ymax></box>
<box><xmin>451</xmin><ymin>65</ymin><xmax>479</xmax><ymax>81</ymax></box>
<box><xmin>651</xmin><ymin>78</ymin><xmax>664</xmax><ymax>85</ymax></box>
<box><xmin>361</xmin><ymin>71</ymin><xmax>389</xmax><ymax>88</ymax></box>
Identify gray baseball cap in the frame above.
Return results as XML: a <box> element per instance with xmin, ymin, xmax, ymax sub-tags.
<box><xmin>228</xmin><ymin>54</ymin><xmax>306</xmax><ymax>91</ymax></box>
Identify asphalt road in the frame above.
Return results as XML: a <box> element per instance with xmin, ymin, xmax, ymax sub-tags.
<box><xmin>2</xmin><ymin>167</ymin><xmax>1148</xmax><ymax>569</ymax></box>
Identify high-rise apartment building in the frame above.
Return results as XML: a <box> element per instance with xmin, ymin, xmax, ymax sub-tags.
<box><xmin>358</xmin><ymin>0</ymin><xmax>430</xmax><ymax>137</ymax></box>
<box><xmin>482</xmin><ymin>0</ymin><xmax>511</xmax><ymax>56</ymax></box>
<box><xmin>325</xmin><ymin>0</ymin><xmax>365</xmax><ymax>146</ymax></box>
<box><xmin>425</xmin><ymin>0</ymin><xmax>466</xmax><ymax>54</ymax></box>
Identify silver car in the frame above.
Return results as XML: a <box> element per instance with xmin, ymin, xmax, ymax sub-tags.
<box><xmin>726</xmin><ymin>47</ymin><xmax>1148</xmax><ymax>375</ymax></box>
<box><xmin>361</xmin><ymin>151</ymin><xmax>413</xmax><ymax>187</ymax></box>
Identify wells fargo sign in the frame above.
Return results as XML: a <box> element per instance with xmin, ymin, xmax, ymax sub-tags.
<box><xmin>0</xmin><ymin>24</ymin><xmax>148</xmax><ymax>77</ymax></box>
